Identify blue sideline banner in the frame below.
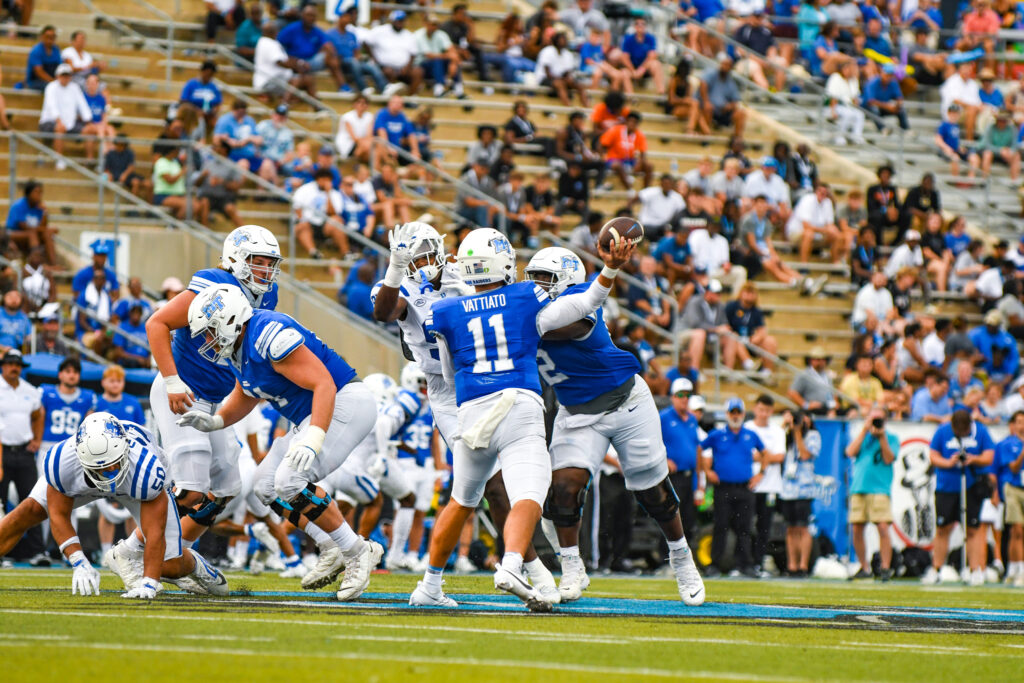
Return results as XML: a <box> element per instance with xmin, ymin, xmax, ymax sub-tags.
<box><xmin>811</xmin><ymin>419</ymin><xmax>848</xmax><ymax>556</ymax></box>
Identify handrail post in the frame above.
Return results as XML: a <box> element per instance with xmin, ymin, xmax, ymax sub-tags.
<box><xmin>165</xmin><ymin>21</ymin><xmax>172</xmax><ymax>92</ymax></box>
<box><xmin>8</xmin><ymin>134</ymin><xmax>15</xmax><ymax>207</ymax></box>
<box><xmin>713</xmin><ymin>335</ymin><xmax>721</xmax><ymax>405</ymax></box>
<box><xmin>184</xmin><ymin>144</ymin><xmax>194</xmax><ymax>223</ymax></box>
<box><xmin>289</xmin><ymin>211</ymin><xmax>297</xmax><ymax>278</ymax></box>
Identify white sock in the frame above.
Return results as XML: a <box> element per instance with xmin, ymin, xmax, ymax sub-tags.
<box><xmin>284</xmin><ymin>554</ymin><xmax>301</xmax><ymax>567</ymax></box>
<box><xmin>667</xmin><ymin>536</ymin><xmax>690</xmax><ymax>553</ymax></box>
<box><xmin>100</xmin><ymin>542</ymin><xmax>111</xmax><ymax>553</ymax></box>
<box><xmin>524</xmin><ymin>557</ymin><xmax>551</xmax><ymax>582</ymax></box>
<box><xmin>304</xmin><ymin>522</ymin><xmax>333</xmax><ymax>551</ymax></box>
<box><xmin>424</xmin><ymin>565</ymin><xmax>444</xmax><ymax>590</ymax></box>
<box><xmin>502</xmin><ymin>551</ymin><xmax>524</xmax><ymax>575</ymax></box>
<box><xmin>391</xmin><ymin>508</ymin><xmax>415</xmax><ymax>558</ymax></box>
<box><xmin>560</xmin><ymin>545</ymin><xmax>581</xmax><ymax>564</ymax></box>
<box><xmin>124</xmin><ymin>532</ymin><xmax>145</xmax><ymax>554</ymax></box>
<box><xmin>327</xmin><ymin>522</ymin><xmax>360</xmax><ymax>554</ymax></box>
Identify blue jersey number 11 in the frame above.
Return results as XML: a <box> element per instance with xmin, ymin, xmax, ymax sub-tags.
<box><xmin>467</xmin><ymin>314</ymin><xmax>514</xmax><ymax>373</ymax></box>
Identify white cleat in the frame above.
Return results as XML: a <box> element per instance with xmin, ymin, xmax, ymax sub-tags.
<box><xmin>280</xmin><ymin>561</ymin><xmax>310</xmax><ymax>579</ymax></box>
<box><xmin>453</xmin><ymin>555</ymin><xmax>476</xmax><ymax>574</ymax></box>
<box><xmin>969</xmin><ymin>569</ymin><xmax>985</xmax><ymax>587</ymax></box>
<box><xmin>1014</xmin><ymin>573</ymin><xmax>1024</xmax><ymax>588</ymax></box>
<box><xmin>336</xmin><ymin>539</ymin><xmax>383</xmax><ymax>601</ymax></box>
<box><xmin>265</xmin><ymin>553</ymin><xmax>286</xmax><ymax>571</ymax></box>
<box><xmin>558</xmin><ymin>556</ymin><xmax>591</xmax><ymax>603</ymax></box>
<box><xmin>248</xmin><ymin>522</ymin><xmax>282</xmax><ymax>558</ymax></box>
<box><xmin>385</xmin><ymin>551</ymin><xmax>418</xmax><ymax>572</ymax></box>
<box><xmin>301</xmin><ymin>547</ymin><xmax>346</xmax><ymax>590</ymax></box>
<box><xmin>525</xmin><ymin>562</ymin><xmax>561</xmax><ymax>605</ymax></box>
<box><xmin>103</xmin><ymin>540</ymin><xmax>144</xmax><ymax>591</ymax></box>
<box><xmin>409</xmin><ymin>580</ymin><xmax>458</xmax><ymax>607</ymax></box>
<box><xmin>494</xmin><ymin>563</ymin><xmax>553</xmax><ymax>613</ymax></box>
<box><xmin>920</xmin><ymin>566</ymin><xmax>941</xmax><ymax>585</ymax></box>
<box><xmin>670</xmin><ymin>547</ymin><xmax>705</xmax><ymax>606</ymax></box>
<box><xmin>186</xmin><ymin>549</ymin><xmax>230</xmax><ymax>596</ymax></box>
<box><xmin>249</xmin><ymin>549</ymin><xmax>268</xmax><ymax>575</ymax></box>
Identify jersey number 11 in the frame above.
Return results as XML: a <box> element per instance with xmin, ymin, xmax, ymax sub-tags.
<box><xmin>468</xmin><ymin>314</ymin><xmax>514</xmax><ymax>373</ymax></box>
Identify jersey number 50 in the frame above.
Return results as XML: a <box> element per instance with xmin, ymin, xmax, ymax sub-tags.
<box><xmin>467</xmin><ymin>314</ymin><xmax>514</xmax><ymax>374</ymax></box>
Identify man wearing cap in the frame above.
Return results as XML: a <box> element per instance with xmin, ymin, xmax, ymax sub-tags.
<box><xmin>254</xmin><ymin>105</ymin><xmax>293</xmax><ymax>179</ymax></box>
<box><xmin>978</xmin><ymin>111</ymin><xmax>1020</xmax><ymax>181</ymax></box>
<box><xmin>660</xmin><ymin>378</ymin><xmax>704</xmax><ymax>555</ymax></box>
<box><xmin>884</xmin><ymin>228</ymin><xmax>924</xmax><ymax>280</ymax></box>
<box><xmin>940</xmin><ymin>62</ymin><xmax>981</xmax><ymax>141</ymax></box>
<box><xmin>861</xmin><ymin>65</ymin><xmax>908</xmax><ymax>131</ymax></box>
<box><xmin>179</xmin><ymin>61</ymin><xmax>223</xmax><ymax>129</ymax></box>
<box><xmin>702</xmin><ymin>398</ymin><xmax>765</xmax><ymax>577</ymax></box>
<box><xmin>0</xmin><ymin>350</ymin><xmax>45</xmax><ymax>563</ymax></box>
<box><xmin>788</xmin><ymin>347</ymin><xmax>836</xmax><ymax>416</ymax></box>
<box><xmin>742</xmin><ymin>157</ymin><xmax>791</xmax><ymax>224</ymax></box>
<box><xmin>845</xmin><ymin>407</ymin><xmax>898</xmax><ymax>580</ymax></box>
<box><xmin>699</xmin><ymin>54</ymin><xmax>746</xmax><ymax>136</ymax></box>
<box><xmin>32</xmin><ymin>310</ymin><xmax>70</xmax><ymax>357</ymax></box>
<box><xmin>276</xmin><ymin>5</ymin><xmax>346</xmax><ymax>91</ymax></box>
<box><xmin>38</xmin><ymin>63</ymin><xmax>92</xmax><ymax>167</ymax></box>
<box><xmin>970</xmin><ymin>308</ymin><xmax>1019</xmax><ymax>388</ymax></box>
<box><xmin>679</xmin><ymin>279</ymin><xmax>740</xmax><ymax>371</ymax></box>
<box><xmin>71</xmin><ymin>242</ymin><xmax>119</xmax><ymax>300</ymax></box>
<box><xmin>0</xmin><ymin>291</ymin><xmax>31</xmax><ymax>356</ymax></box>
<box><xmin>364</xmin><ymin>10</ymin><xmax>423</xmax><ymax>96</ymax></box>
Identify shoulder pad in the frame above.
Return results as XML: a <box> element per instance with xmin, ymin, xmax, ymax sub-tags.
<box><xmin>396</xmin><ymin>390</ymin><xmax>421</xmax><ymax>415</ymax></box>
<box><xmin>268</xmin><ymin>327</ymin><xmax>304</xmax><ymax>362</ymax></box>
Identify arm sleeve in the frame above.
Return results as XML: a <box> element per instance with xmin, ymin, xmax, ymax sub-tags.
<box><xmin>374</xmin><ymin>405</ymin><xmax>403</xmax><ymax>454</ymax></box>
<box><xmin>536</xmin><ymin>280</ymin><xmax>612</xmax><ymax>335</ymax></box>
<box><xmin>436</xmin><ymin>334</ymin><xmax>455</xmax><ymax>388</ymax></box>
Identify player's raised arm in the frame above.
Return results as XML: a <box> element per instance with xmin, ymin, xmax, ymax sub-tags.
<box><xmin>537</xmin><ymin>238</ymin><xmax>635</xmax><ymax>335</ymax></box>
<box><xmin>373</xmin><ymin>223</ymin><xmax>415</xmax><ymax>323</ymax></box>
<box><xmin>145</xmin><ymin>289</ymin><xmax>197</xmax><ymax>413</ymax></box>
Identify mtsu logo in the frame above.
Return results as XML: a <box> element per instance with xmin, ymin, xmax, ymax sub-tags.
<box><xmin>102</xmin><ymin>419</ymin><xmax>123</xmax><ymax>440</ymax></box>
<box><xmin>561</xmin><ymin>255</ymin><xmax>579</xmax><ymax>272</ymax></box>
<box><xmin>202</xmin><ymin>293</ymin><xmax>226</xmax><ymax>318</ymax></box>
<box><xmin>491</xmin><ymin>237</ymin><xmax>511</xmax><ymax>255</ymax></box>
<box><xmin>232</xmin><ymin>230</ymin><xmax>252</xmax><ymax>247</ymax></box>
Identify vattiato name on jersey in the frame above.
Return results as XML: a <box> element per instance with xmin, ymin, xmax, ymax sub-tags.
<box><xmin>427</xmin><ymin>282</ymin><xmax>550</xmax><ymax>405</ymax></box>
<box><xmin>229</xmin><ymin>310</ymin><xmax>356</xmax><ymax>425</ymax></box>
<box><xmin>537</xmin><ymin>282</ymin><xmax>642</xmax><ymax>407</ymax></box>
<box><xmin>174</xmin><ymin>268</ymin><xmax>279</xmax><ymax>403</ymax></box>
<box><xmin>43</xmin><ymin>422</ymin><xmax>166</xmax><ymax>503</ymax></box>
<box><xmin>41</xmin><ymin>386</ymin><xmax>98</xmax><ymax>443</ymax></box>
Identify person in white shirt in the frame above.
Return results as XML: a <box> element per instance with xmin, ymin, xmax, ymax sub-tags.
<box><xmin>635</xmin><ymin>174</ymin><xmax>685</xmax><ymax>238</ymax></box>
<box><xmin>688</xmin><ymin>221</ymin><xmax>747</xmax><ymax>292</ymax></box>
<box><xmin>921</xmin><ymin>322</ymin><xmax>948</xmax><ymax>368</ymax></box>
<box><xmin>364</xmin><ymin>10</ymin><xmax>423</xmax><ymax>95</ymax></box>
<box><xmin>745</xmin><ymin>394</ymin><xmax>785</xmax><ymax>575</ymax></box>
<box><xmin>253</xmin><ymin>23</ymin><xmax>315</xmax><ymax>100</ymax></box>
<box><xmin>291</xmin><ymin>169</ymin><xmax>346</xmax><ymax>259</ymax></box>
<box><xmin>852</xmin><ymin>270</ymin><xmax>896</xmax><ymax>334</ymax></box>
<box><xmin>785</xmin><ymin>182</ymin><xmax>846</xmax><ymax>263</ymax></box>
<box><xmin>61</xmin><ymin>30</ymin><xmax>104</xmax><ymax>86</ymax></box>
<box><xmin>535</xmin><ymin>32</ymin><xmax>588</xmax><ymax>107</ymax></box>
<box><xmin>416</xmin><ymin>14</ymin><xmax>463</xmax><ymax>98</ymax></box>
<box><xmin>825</xmin><ymin>60</ymin><xmax>865</xmax><ymax>145</ymax></box>
<box><xmin>728</xmin><ymin>0</ymin><xmax>767</xmax><ymax>17</ymax></box>
<box><xmin>38</xmin><ymin>64</ymin><xmax>94</xmax><ymax>167</ymax></box>
<box><xmin>0</xmin><ymin>350</ymin><xmax>45</xmax><ymax>563</ymax></box>
<box><xmin>966</xmin><ymin>257</ymin><xmax>1011</xmax><ymax>306</ymax></box>
<box><xmin>940</xmin><ymin>62</ymin><xmax>981</xmax><ymax>141</ymax></box>
<box><xmin>741</xmin><ymin>157</ymin><xmax>790</xmax><ymax>223</ymax></box>
<box><xmin>884</xmin><ymin>229</ymin><xmax>925</xmax><ymax>281</ymax></box>
<box><xmin>708</xmin><ymin>158</ymin><xmax>744</xmax><ymax>206</ymax></box>
<box><xmin>335</xmin><ymin>94</ymin><xmax>374</xmax><ymax>161</ymax></box>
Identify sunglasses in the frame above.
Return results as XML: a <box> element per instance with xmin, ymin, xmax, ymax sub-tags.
<box><xmin>673</xmin><ymin>391</ymin><xmax>691</xmax><ymax>398</ymax></box>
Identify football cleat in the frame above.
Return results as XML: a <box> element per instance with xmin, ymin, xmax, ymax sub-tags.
<box><xmin>558</xmin><ymin>556</ymin><xmax>591</xmax><ymax>602</ymax></box>
<box><xmin>524</xmin><ymin>561</ymin><xmax>561</xmax><ymax>605</ymax></box>
<box><xmin>494</xmin><ymin>563</ymin><xmax>553</xmax><ymax>613</ymax></box>
<box><xmin>103</xmin><ymin>540</ymin><xmax>144</xmax><ymax>591</ymax></box>
<box><xmin>187</xmin><ymin>549</ymin><xmax>230</xmax><ymax>596</ymax></box>
<box><xmin>453</xmin><ymin>555</ymin><xmax>476</xmax><ymax>574</ymax></box>
<box><xmin>670</xmin><ymin>547</ymin><xmax>705</xmax><ymax>606</ymax></box>
<box><xmin>336</xmin><ymin>540</ymin><xmax>383</xmax><ymax>601</ymax></box>
<box><xmin>247</xmin><ymin>522</ymin><xmax>282</xmax><ymax>558</ymax></box>
<box><xmin>301</xmin><ymin>547</ymin><xmax>346</xmax><ymax>589</ymax></box>
<box><xmin>409</xmin><ymin>580</ymin><xmax>458</xmax><ymax>608</ymax></box>
<box><xmin>280</xmin><ymin>556</ymin><xmax>309</xmax><ymax>579</ymax></box>
<box><xmin>920</xmin><ymin>566</ymin><xmax>940</xmax><ymax>585</ymax></box>
<box><xmin>385</xmin><ymin>551</ymin><xmax>418</xmax><ymax>572</ymax></box>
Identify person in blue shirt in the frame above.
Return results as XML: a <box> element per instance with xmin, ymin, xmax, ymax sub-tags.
<box><xmin>213</xmin><ymin>100</ymin><xmax>272</xmax><ymax>177</ymax></box>
<box><xmin>276</xmin><ymin>5</ymin><xmax>347</xmax><ymax>91</ymax></box>
<box><xmin>935</xmin><ymin>104</ymin><xmax>981</xmax><ymax>177</ymax></box>
<box><xmin>179</xmin><ymin>283</ymin><xmax>382</xmax><ymax>601</ymax></box>
<box><xmin>863</xmin><ymin>18</ymin><xmax>893</xmax><ymax>58</ymax></box>
<box><xmin>111</xmin><ymin>277</ymin><xmax>152</xmax><ymax>324</ymax></box>
<box><xmin>179</xmin><ymin>61</ymin><xmax>223</xmax><ymax>128</ymax></box>
<box><xmin>910</xmin><ymin>368</ymin><xmax>953</xmax><ymax>423</ymax></box>
<box><xmin>112</xmin><ymin>303</ymin><xmax>151</xmax><ymax>369</ymax></box>
<box><xmin>40</xmin><ymin>357</ymin><xmax>97</xmax><ymax>452</ymax></box>
<box><xmin>71</xmin><ymin>241</ymin><xmax>119</xmax><ymax>299</ymax></box>
<box><xmin>74</xmin><ymin>268</ymin><xmax>112</xmax><ymax>341</ymax></box>
<box><xmin>26</xmin><ymin>25</ymin><xmax>62</xmax><ymax>90</ymax></box>
<box><xmin>339</xmin><ymin>261</ymin><xmax>375</xmax><ymax>321</ymax></box>
<box><xmin>862</xmin><ymin>66</ymin><xmax>909</xmax><ymax>130</ymax></box>
<box><xmin>619</xmin><ymin>18</ymin><xmax>665</xmax><ymax>95</ymax></box>
<box><xmin>978</xmin><ymin>68</ymin><xmax>1005</xmax><ymax>110</ymax></box>
<box><xmin>660</xmin><ymin>378</ymin><xmax>703</xmax><ymax>559</ymax></box>
<box><xmin>95</xmin><ymin>364</ymin><xmax>144</xmax><ymax>424</ymax></box>
<box><xmin>969</xmin><ymin>311</ymin><xmax>1020</xmax><ymax>387</ymax></box>
<box><xmin>996</xmin><ymin>410</ymin><xmax>1024</xmax><ymax>585</ymax></box>
<box><xmin>5</xmin><ymin>180</ymin><xmax>56</xmax><ymax>265</ymax></box>
<box><xmin>327</xmin><ymin>7</ymin><xmax>387</xmax><ymax>94</ymax></box>
<box><xmin>82</xmin><ymin>73</ymin><xmax>115</xmax><ymax>143</ymax></box>
<box><xmin>653</xmin><ymin>226</ymin><xmax>692</xmax><ymax>286</ymax></box>
<box><xmin>925</xmin><ymin>410</ymin><xmax>995</xmax><ymax>585</ymax></box>
<box><xmin>665</xmin><ymin>348</ymin><xmax>700</xmax><ymax>391</ymax></box>
<box><xmin>701</xmin><ymin>397</ymin><xmax>765</xmax><ymax>576</ymax></box>
<box><xmin>233</xmin><ymin>1</ymin><xmax>262</xmax><ymax>59</ymax></box>
<box><xmin>0</xmin><ymin>290</ymin><xmax>32</xmax><ymax>353</ymax></box>
<box><xmin>373</xmin><ymin>95</ymin><xmax>420</xmax><ymax>166</ymax></box>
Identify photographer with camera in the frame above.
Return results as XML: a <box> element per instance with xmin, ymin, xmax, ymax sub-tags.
<box><xmin>924</xmin><ymin>409</ymin><xmax>995</xmax><ymax>586</ymax></box>
<box><xmin>845</xmin><ymin>408</ymin><xmax>899</xmax><ymax>581</ymax></box>
<box><xmin>779</xmin><ymin>409</ymin><xmax>821</xmax><ymax>577</ymax></box>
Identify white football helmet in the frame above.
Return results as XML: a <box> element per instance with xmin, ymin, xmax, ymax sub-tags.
<box><xmin>400</xmin><ymin>362</ymin><xmax>427</xmax><ymax>397</ymax></box>
<box><xmin>525</xmin><ymin>247</ymin><xmax>585</xmax><ymax>299</ymax></box>
<box><xmin>221</xmin><ymin>225</ymin><xmax>282</xmax><ymax>296</ymax></box>
<box><xmin>457</xmin><ymin>228</ymin><xmax>516</xmax><ymax>287</ymax></box>
<box><xmin>76</xmin><ymin>412</ymin><xmax>131</xmax><ymax>493</ymax></box>
<box><xmin>404</xmin><ymin>222</ymin><xmax>447</xmax><ymax>284</ymax></box>
<box><xmin>188</xmin><ymin>284</ymin><xmax>253</xmax><ymax>363</ymax></box>
<box><xmin>364</xmin><ymin>373</ymin><xmax>398</xmax><ymax>404</ymax></box>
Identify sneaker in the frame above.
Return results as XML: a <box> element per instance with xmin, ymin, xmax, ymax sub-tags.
<box><xmin>280</xmin><ymin>561</ymin><xmax>309</xmax><ymax>579</ymax></box>
<box><xmin>558</xmin><ymin>555</ymin><xmax>590</xmax><ymax>602</ymax></box>
<box><xmin>453</xmin><ymin>555</ymin><xmax>476</xmax><ymax>574</ymax></box>
<box><xmin>670</xmin><ymin>547</ymin><xmax>706</xmax><ymax>606</ymax></box>
<box><xmin>249</xmin><ymin>550</ymin><xmax>267</xmax><ymax>575</ymax></box>
<box><xmin>524</xmin><ymin>561</ymin><xmax>560</xmax><ymax>605</ymax></box>
<box><xmin>265</xmin><ymin>552</ymin><xmax>285</xmax><ymax>571</ymax></box>
<box><xmin>920</xmin><ymin>566</ymin><xmax>941</xmax><ymax>585</ymax></box>
<box><xmin>809</xmin><ymin>274</ymin><xmax>829</xmax><ymax>296</ymax></box>
<box><xmin>409</xmin><ymin>580</ymin><xmax>458</xmax><ymax>607</ymax></box>
<box><xmin>453</xmin><ymin>82</ymin><xmax>465</xmax><ymax>98</ymax></box>
<box><xmin>28</xmin><ymin>552</ymin><xmax>52</xmax><ymax>567</ymax></box>
<box><xmin>339</xmin><ymin>84</ymin><xmax>352</xmax><ymax>93</ymax></box>
<box><xmin>849</xmin><ymin>567</ymin><xmax>873</xmax><ymax>580</ymax></box>
<box><xmin>482</xmin><ymin>85</ymin><xmax>494</xmax><ymax>96</ymax></box>
<box><xmin>385</xmin><ymin>550</ymin><xmax>418</xmax><ymax>572</ymax></box>
<box><xmin>432</xmin><ymin>83</ymin><xmax>446</xmax><ymax>97</ymax></box>
<box><xmin>336</xmin><ymin>539</ymin><xmax>383</xmax><ymax>601</ymax></box>
<box><xmin>878</xmin><ymin>568</ymin><xmax>894</xmax><ymax>582</ymax></box>
<box><xmin>494</xmin><ymin>563</ymin><xmax>553</xmax><ymax>613</ymax></box>
<box><xmin>103</xmin><ymin>541</ymin><xmax>143</xmax><ymax>590</ymax></box>
<box><xmin>247</xmin><ymin>522</ymin><xmax>282</xmax><ymax>558</ymax></box>
<box><xmin>361</xmin><ymin>86</ymin><xmax>375</xmax><ymax>97</ymax></box>
<box><xmin>301</xmin><ymin>546</ymin><xmax>345</xmax><ymax>590</ymax></box>
<box><xmin>382</xmin><ymin>82</ymin><xmax>406</xmax><ymax>97</ymax></box>
<box><xmin>969</xmin><ymin>569</ymin><xmax>985</xmax><ymax>587</ymax></box>
<box><xmin>186</xmin><ymin>549</ymin><xmax>230</xmax><ymax>596</ymax></box>
<box><xmin>309</xmin><ymin>249</ymin><xmax>323</xmax><ymax>260</ymax></box>
<box><xmin>55</xmin><ymin>159</ymin><xmax>67</xmax><ymax>171</ymax></box>
<box><xmin>740</xmin><ymin>565</ymin><xmax>760</xmax><ymax>579</ymax></box>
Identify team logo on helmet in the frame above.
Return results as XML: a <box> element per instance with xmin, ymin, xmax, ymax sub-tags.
<box><xmin>561</xmin><ymin>255</ymin><xmax>579</xmax><ymax>271</ymax></box>
<box><xmin>231</xmin><ymin>230</ymin><xmax>251</xmax><ymax>246</ymax></box>
<box><xmin>201</xmin><ymin>292</ymin><xmax>226</xmax><ymax>319</ymax></box>
<box><xmin>491</xmin><ymin>236</ymin><xmax>511</xmax><ymax>254</ymax></box>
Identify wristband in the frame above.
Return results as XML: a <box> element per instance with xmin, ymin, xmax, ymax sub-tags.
<box><xmin>68</xmin><ymin>550</ymin><xmax>88</xmax><ymax>568</ymax></box>
<box><xmin>600</xmin><ymin>266</ymin><xmax>619</xmax><ymax>280</ymax></box>
<box><xmin>383</xmin><ymin>263</ymin><xmax>405</xmax><ymax>289</ymax></box>
<box><xmin>164</xmin><ymin>374</ymin><xmax>189</xmax><ymax>395</ymax></box>
<box><xmin>59</xmin><ymin>536</ymin><xmax>81</xmax><ymax>553</ymax></box>
<box><xmin>141</xmin><ymin>577</ymin><xmax>160</xmax><ymax>589</ymax></box>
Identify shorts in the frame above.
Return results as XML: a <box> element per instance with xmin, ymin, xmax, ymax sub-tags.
<box><xmin>779</xmin><ymin>498</ymin><xmax>813</xmax><ymax>527</ymax></box>
<box><xmin>711</xmin><ymin>108</ymin><xmax>734</xmax><ymax>127</ymax></box>
<box><xmin>306</xmin><ymin>51</ymin><xmax>327</xmax><ymax>72</ymax></box>
<box><xmin>848</xmin><ymin>493</ymin><xmax>892</xmax><ymax>524</ymax></box>
<box><xmin>150</xmin><ymin>374</ymin><xmax>241</xmax><ymax>498</ymax></box>
<box><xmin>451</xmin><ymin>389</ymin><xmax>550</xmax><ymax>508</ymax></box>
<box><xmin>548</xmin><ymin>376</ymin><xmax>668</xmax><ymax>492</ymax></box>
<box><xmin>39</xmin><ymin>120</ymin><xmax>84</xmax><ymax>135</ymax></box>
<box><xmin>935</xmin><ymin>482</ymin><xmax>987</xmax><ymax>528</ymax></box>
<box><xmin>253</xmin><ymin>381</ymin><xmax>376</xmax><ymax>505</ymax></box>
<box><xmin>153</xmin><ymin>193</ymin><xmax>180</xmax><ymax>206</ymax></box>
<box><xmin>605</xmin><ymin>158</ymin><xmax>635</xmax><ymax>169</ymax></box>
<box><xmin>399</xmin><ymin>459</ymin><xmax>440</xmax><ymax>512</ymax></box>
<box><xmin>259</xmin><ymin>75</ymin><xmax>293</xmax><ymax>97</ymax></box>
<box><xmin>938</xmin><ymin>148</ymin><xmax>969</xmax><ymax>163</ymax></box>
<box><xmin>204</xmin><ymin>194</ymin><xmax>236</xmax><ymax>216</ymax></box>
<box><xmin>1005</xmin><ymin>483</ymin><xmax>1024</xmax><ymax>526</ymax></box>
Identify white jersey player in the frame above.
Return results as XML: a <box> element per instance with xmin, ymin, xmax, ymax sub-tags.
<box><xmin>40</xmin><ymin>412</ymin><xmax>227</xmax><ymax>598</ymax></box>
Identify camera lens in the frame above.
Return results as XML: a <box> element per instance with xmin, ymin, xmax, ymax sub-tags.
<box><xmin>872</xmin><ymin>417</ymin><xmax>884</xmax><ymax>429</ymax></box>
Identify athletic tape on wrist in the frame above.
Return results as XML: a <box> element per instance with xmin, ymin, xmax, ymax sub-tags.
<box><xmin>59</xmin><ymin>536</ymin><xmax>81</xmax><ymax>553</ymax></box>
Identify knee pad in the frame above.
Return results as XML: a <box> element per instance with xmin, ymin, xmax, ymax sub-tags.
<box><xmin>271</xmin><ymin>497</ymin><xmax>303</xmax><ymax>526</ymax></box>
<box><xmin>186</xmin><ymin>496</ymin><xmax>230</xmax><ymax>526</ymax></box>
<box><xmin>543</xmin><ymin>481</ymin><xmax>588</xmax><ymax>528</ymax></box>
<box><xmin>290</xmin><ymin>483</ymin><xmax>332</xmax><ymax>523</ymax></box>
<box><xmin>634</xmin><ymin>478</ymin><xmax>680</xmax><ymax>524</ymax></box>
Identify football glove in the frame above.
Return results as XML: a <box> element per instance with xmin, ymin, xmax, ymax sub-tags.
<box><xmin>122</xmin><ymin>577</ymin><xmax>160</xmax><ymax>600</ymax></box>
<box><xmin>284</xmin><ymin>426</ymin><xmax>326</xmax><ymax>472</ymax></box>
<box><xmin>383</xmin><ymin>223</ymin><xmax>416</xmax><ymax>287</ymax></box>
<box><xmin>177</xmin><ymin>411</ymin><xmax>225</xmax><ymax>433</ymax></box>
<box><xmin>70</xmin><ymin>551</ymin><xmax>101</xmax><ymax>596</ymax></box>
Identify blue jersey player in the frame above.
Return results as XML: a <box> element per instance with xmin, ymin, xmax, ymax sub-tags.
<box><xmin>39</xmin><ymin>357</ymin><xmax>97</xmax><ymax>457</ymax></box>
<box><xmin>144</xmin><ymin>225</ymin><xmax>282</xmax><ymax>547</ymax></box>
<box><xmin>409</xmin><ymin>227</ymin><xmax>633</xmax><ymax>611</ymax></box>
<box><xmin>179</xmin><ymin>284</ymin><xmax>383</xmax><ymax>601</ymax></box>
<box><xmin>525</xmin><ymin>247</ymin><xmax>705</xmax><ymax>606</ymax></box>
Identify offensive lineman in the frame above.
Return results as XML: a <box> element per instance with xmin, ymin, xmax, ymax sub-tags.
<box><xmin>525</xmin><ymin>247</ymin><xmax>705</xmax><ymax>605</ymax></box>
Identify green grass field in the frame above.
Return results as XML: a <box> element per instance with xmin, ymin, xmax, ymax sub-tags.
<box><xmin>1</xmin><ymin>569</ymin><xmax>1022</xmax><ymax>682</ymax></box>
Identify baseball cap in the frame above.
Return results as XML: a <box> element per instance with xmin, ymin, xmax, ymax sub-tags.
<box><xmin>979</xmin><ymin>67</ymin><xmax>996</xmax><ymax>80</ymax></box>
<box><xmin>882</xmin><ymin>63</ymin><xmax>896</xmax><ymax>75</ymax></box>
<box><xmin>274</xmin><ymin>103</ymin><xmax>289</xmax><ymax>116</ymax></box>
<box><xmin>759</xmin><ymin>156</ymin><xmax>778</xmax><ymax>169</ymax></box>
<box><xmin>1</xmin><ymin>349</ymin><xmax>28</xmax><ymax>366</ymax></box>
<box><xmin>161</xmin><ymin>276</ymin><xmax>185</xmax><ymax>292</ymax></box>
<box><xmin>389</xmin><ymin>9</ymin><xmax>407</xmax><ymax>21</ymax></box>
<box><xmin>58</xmin><ymin>357</ymin><xmax>82</xmax><ymax>373</ymax></box>
<box><xmin>726</xmin><ymin>397</ymin><xmax>745</xmax><ymax>413</ymax></box>
<box><xmin>671</xmin><ymin>378</ymin><xmax>694</xmax><ymax>396</ymax></box>
<box><xmin>905</xmin><ymin>229</ymin><xmax>921</xmax><ymax>242</ymax></box>
<box><xmin>319</xmin><ymin>145</ymin><xmax>335</xmax><ymax>156</ymax></box>
<box><xmin>708</xmin><ymin>279</ymin><xmax>723</xmax><ymax>293</ymax></box>
<box><xmin>689</xmin><ymin>395</ymin><xmax>706</xmax><ymax>411</ymax></box>
<box><xmin>38</xmin><ymin>301</ymin><xmax>60</xmax><ymax>322</ymax></box>
<box><xmin>92</xmin><ymin>241</ymin><xmax>112</xmax><ymax>255</ymax></box>
<box><xmin>808</xmin><ymin>345</ymin><xmax>828</xmax><ymax>360</ymax></box>
<box><xmin>984</xmin><ymin>309</ymin><xmax>1004</xmax><ymax>326</ymax></box>
<box><xmin>55</xmin><ymin>64</ymin><xmax>73</xmax><ymax>76</ymax></box>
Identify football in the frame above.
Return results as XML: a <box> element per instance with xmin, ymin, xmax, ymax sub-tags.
<box><xmin>598</xmin><ymin>217</ymin><xmax>645</xmax><ymax>250</ymax></box>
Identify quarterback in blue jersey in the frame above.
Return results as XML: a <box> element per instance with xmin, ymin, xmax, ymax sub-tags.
<box><xmin>525</xmin><ymin>247</ymin><xmax>705</xmax><ymax>606</ymax></box>
<box><xmin>409</xmin><ymin>227</ymin><xmax>633</xmax><ymax>611</ymax></box>
<box><xmin>39</xmin><ymin>357</ymin><xmax>97</xmax><ymax>455</ymax></box>
<box><xmin>145</xmin><ymin>225</ymin><xmax>282</xmax><ymax>546</ymax></box>
<box><xmin>179</xmin><ymin>284</ymin><xmax>382</xmax><ymax>601</ymax></box>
